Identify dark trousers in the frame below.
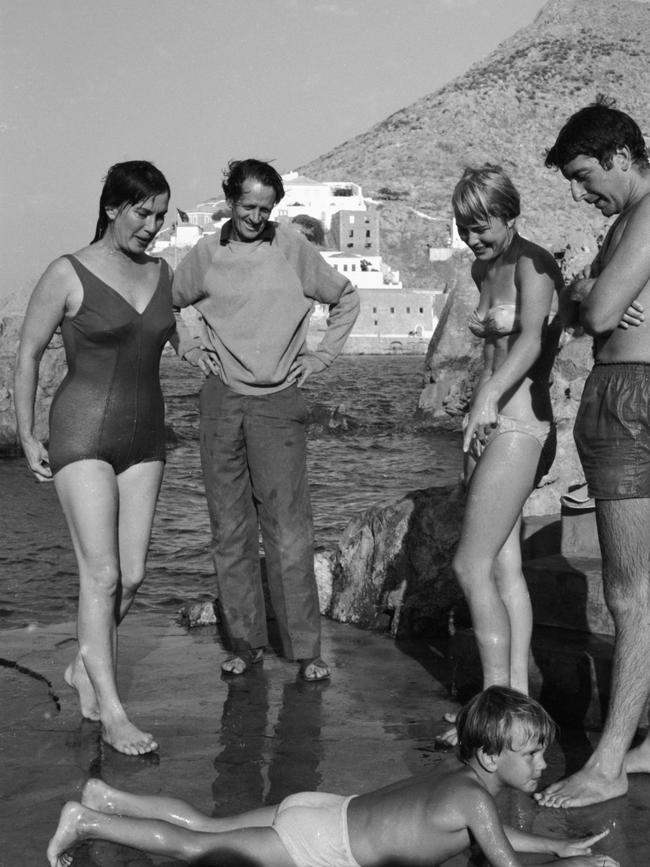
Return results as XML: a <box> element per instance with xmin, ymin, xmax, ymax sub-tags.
<box><xmin>199</xmin><ymin>377</ymin><xmax>321</xmax><ymax>661</ymax></box>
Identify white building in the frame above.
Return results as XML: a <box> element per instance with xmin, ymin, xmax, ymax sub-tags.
<box><xmin>272</xmin><ymin>172</ymin><xmax>366</xmax><ymax>228</ymax></box>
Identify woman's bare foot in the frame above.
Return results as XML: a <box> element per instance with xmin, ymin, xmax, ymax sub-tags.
<box><xmin>47</xmin><ymin>801</ymin><xmax>85</xmax><ymax>867</ymax></box>
<box><xmin>534</xmin><ymin>762</ymin><xmax>628</xmax><ymax>808</ymax></box>
<box><xmin>64</xmin><ymin>656</ymin><xmax>100</xmax><ymax>721</ymax></box>
<box><xmin>102</xmin><ymin>716</ymin><xmax>158</xmax><ymax>756</ymax></box>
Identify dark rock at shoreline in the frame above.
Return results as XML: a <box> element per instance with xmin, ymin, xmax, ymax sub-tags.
<box><xmin>325</xmin><ymin>484</ymin><xmax>468</xmax><ymax>639</ymax></box>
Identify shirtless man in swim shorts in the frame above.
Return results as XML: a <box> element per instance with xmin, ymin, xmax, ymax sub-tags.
<box><xmin>535</xmin><ymin>98</ymin><xmax>650</xmax><ymax>809</ymax></box>
<box><xmin>48</xmin><ymin>687</ymin><xmax>614</xmax><ymax>867</ymax></box>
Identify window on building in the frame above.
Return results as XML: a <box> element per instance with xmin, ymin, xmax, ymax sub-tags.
<box><xmin>372</xmin><ymin>306</ymin><xmax>377</xmax><ymax>313</ymax></box>
<box><xmin>366</xmin><ymin>230</ymin><xmax>371</xmax><ymax>238</ymax></box>
<box><xmin>419</xmin><ymin>307</ymin><xmax>424</xmax><ymax>313</ymax></box>
<box><xmin>349</xmin><ymin>216</ymin><xmax>354</xmax><ymax>223</ymax></box>
<box><xmin>374</xmin><ymin>319</ymin><xmax>378</xmax><ymax>326</ymax></box>
<box><xmin>406</xmin><ymin>307</ymin><xmax>411</xmax><ymax>313</ymax></box>
<box><xmin>349</xmin><ymin>230</ymin><xmax>354</xmax><ymax>237</ymax></box>
<box><xmin>351</xmin><ymin>264</ymin><xmax>356</xmax><ymax>271</ymax></box>
<box><xmin>343</xmin><ymin>264</ymin><xmax>348</xmax><ymax>271</ymax></box>
<box><xmin>390</xmin><ymin>307</ymin><xmax>395</xmax><ymax>314</ymax></box>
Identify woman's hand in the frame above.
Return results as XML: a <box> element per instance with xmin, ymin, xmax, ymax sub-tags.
<box><xmin>463</xmin><ymin>388</ymin><xmax>498</xmax><ymax>453</ymax></box>
<box><xmin>617</xmin><ymin>299</ymin><xmax>644</xmax><ymax>329</ymax></box>
<box><xmin>21</xmin><ymin>437</ymin><xmax>53</xmax><ymax>482</ymax></box>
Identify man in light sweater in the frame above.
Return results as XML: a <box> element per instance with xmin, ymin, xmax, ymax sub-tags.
<box><xmin>173</xmin><ymin>159</ymin><xmax>359</xmax><ymax>681</ymax></box>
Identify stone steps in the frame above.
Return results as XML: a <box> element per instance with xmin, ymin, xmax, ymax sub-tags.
<box><xmin>523</xmin><ymin>553</ymin><xmax>612</xmax><ymax>636</ymax></box>
<box><xmin>449</xmin><ymin>624</ymin><xmax>616</xmax><ymax>730</ymax></box>
<box><xmin>447</xmin><ymin>519</ymin><xmax>625</xmax><ymax>729</ymax></box>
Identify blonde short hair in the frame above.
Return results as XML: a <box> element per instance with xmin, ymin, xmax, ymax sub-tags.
<box><xmin>452</xmin><ymin>164</ymin><xmax>520</xmax><ymax>226</ymax></box>
<box><xmin>456</xmin><ymin>686</ymin><xmax>556</xmax><ymax>762</ymax></box>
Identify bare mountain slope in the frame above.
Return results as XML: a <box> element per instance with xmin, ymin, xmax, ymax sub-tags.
<box><xmin>299</xmin><ymin>0</ymin><xmax>649</xmax><ymax>286</ymax></box>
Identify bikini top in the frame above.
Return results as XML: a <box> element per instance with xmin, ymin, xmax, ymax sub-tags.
<box><xmin>468</xmin><ymin>303</ymin><xmax>521</xmax><ymax>339</ymax></box>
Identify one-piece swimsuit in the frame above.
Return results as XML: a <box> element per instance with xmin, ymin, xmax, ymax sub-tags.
<box><xmin>48</xmin><ymin>254</ymin><xmax>176</xmax><ymax>475</ymax></box>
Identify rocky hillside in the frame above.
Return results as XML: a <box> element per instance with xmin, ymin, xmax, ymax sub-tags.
<box><xmin>299</xmin><ymin>0</ymin><xmax>649</xmax><ymax>287</ymax></box>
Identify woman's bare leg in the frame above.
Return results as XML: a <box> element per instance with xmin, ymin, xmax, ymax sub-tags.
<box><xmin>81</xmin><ymin>778</ymin><xmax>277</xmax><ymax>831</ymax></box>
<box><xmin>64</xmin><ymin>461</ymin><xmax>164</xmax><ymax>721</ymax></box>
<box><xmin>55</xmin><ymin>460</ymin><xmax>163</xmax><ymax>755</ymax></box>
<box><xmin>47</xmin><ymin>802</ymin><xmax>292</xmax><ymax>867</ymax></box>
<box><xmin>452</xmin><ymin>432</ymin><xmax>540</xmax><ymax>688</ymax></box>
<box><xmin>493</xmin><ymin>514</ymin><xmax>532</xmax><ymax>694</ymax></box>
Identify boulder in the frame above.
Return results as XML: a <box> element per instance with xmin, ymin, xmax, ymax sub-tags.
<box><xmin>418</xmin><ymin>253</ymin><xmax>482</xmax><ymax>424</ymax></box>
<box><xmin>325</xmin><ymin>484</ymin><xmax>467</xmax><ymax>638</ymax></box>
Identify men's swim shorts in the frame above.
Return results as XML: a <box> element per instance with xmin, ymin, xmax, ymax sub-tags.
<box><xmin>574</xmin><ymin>362</ymin><xmax>650</xmax><ymax>499</ymax></box>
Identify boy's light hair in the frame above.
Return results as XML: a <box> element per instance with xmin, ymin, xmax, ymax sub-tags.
<box><xmin>451</xmin><ymin>164</ymin><xmax>521</xmax><ymax>227</ymax></box>
<box><xmin>456</xmin><ymin>686</ymin><xmax>556</xmax><ymax>762</ymax></box>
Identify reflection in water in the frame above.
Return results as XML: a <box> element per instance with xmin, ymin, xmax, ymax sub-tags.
<box><xmin>267</xmin><ymin>680</ymin><xmax>324</xmax><ymax>805</ymax></box>
<box><xmin>212</xmin><ymin>670</ymin><xmax>323</xmax><ymax>816</ymax></box>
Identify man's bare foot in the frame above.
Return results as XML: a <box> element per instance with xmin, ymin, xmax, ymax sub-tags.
<box><xmin>299</xmin><ymin>657</ymin><xmax>330</xmax><ymax>682</ymax></box>
<box><xmin>102</xmin><ymin>717</ymin><xmax>158</xmax><ymax>756</ymax></box>
<box><xmin>534</xmin><ymin>762</ymin><xmax>627</xmax><ymax>808</ymax></box>
<box><xmin>624</xmin><ymin>739</ymin><xmax>650</xmax><ymax>774</ymax></box>
<box><xmin>64</xmin><ymin>657</ymin><xmax>100</xmax><ymax>721</ymax></box>
<box><xmin>47</xmin><ymin>801</ymin><xmax>85</xmax><ymax>867</ymax></box>
<box><xmin>81</xmin><ymin>778</ymin><xmax>119</xmax><ymax>813</ymax></box>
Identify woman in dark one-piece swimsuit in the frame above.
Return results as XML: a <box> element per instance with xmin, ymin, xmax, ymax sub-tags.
<box><xmin>14</xmin><ymin>161</ymin><xmax>176</xmax><ymax>756</ymax></box>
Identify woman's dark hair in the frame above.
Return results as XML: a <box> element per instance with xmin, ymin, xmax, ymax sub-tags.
<box><xmin>222</xmin><ymin>159</ymin><xmax>284</xmax><ymax>205</ymax></box>
<box><xmin>92</xmin><ymin>160</ymin><xmax>170</xmax><ymax>243</ymax></box>
<box><xmin>545</xmin><ymin>95</ymin><xmax>649</xmax><ymax>170</ymax></box>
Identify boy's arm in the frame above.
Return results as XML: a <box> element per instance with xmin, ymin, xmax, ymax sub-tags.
<box><xmin>503</xmin><ymin>825</ymin><xmax>609</xmax><ymax>857</ymax></box>
<box><xmin>463</xmin><ymin>789</ymin><xmax>522</xmax><ymax>867</ymax></box>
<box><xmin>463</xmin><ymin>788</ymin><xmax>617</xmax><ymax>866</ymax></box>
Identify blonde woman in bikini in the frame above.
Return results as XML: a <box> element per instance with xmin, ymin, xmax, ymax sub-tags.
<box><xmin>439</xmin><ymin>165</ymin><xmax>563</xmax><ymax>745</ymax></box>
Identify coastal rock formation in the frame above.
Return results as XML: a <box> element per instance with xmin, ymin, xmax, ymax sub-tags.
<box><xmin>418</xmin><ymin>255</ymin><xmax>482</xmax><ymax>424</ymax></box>
<box><xmin>0</xmin><ymin>312</ymin><xmax>65</xmax><ymax>455</ymax></box>
<box><xmin>324</xmin><ymin>484</ymin><xmax>467</xmax><ymax>638</ymax></box>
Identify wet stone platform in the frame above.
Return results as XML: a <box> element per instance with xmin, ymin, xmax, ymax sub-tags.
<box><xmin>1</xmin><ymin>612</ymin><xmax>649</xmax><ymax>866</ymax></box>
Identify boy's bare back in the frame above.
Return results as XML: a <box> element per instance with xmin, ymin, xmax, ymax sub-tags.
<box><xmin>347</xmin><ymin>757</ymin><xmax>503</xmax><ymax>866</ymax></box>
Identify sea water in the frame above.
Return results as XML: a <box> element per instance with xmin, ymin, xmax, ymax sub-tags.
<box><xmin>0</xmin><ymin>354</ymin><xmax>462</xmax><ymax>628</ymax></box>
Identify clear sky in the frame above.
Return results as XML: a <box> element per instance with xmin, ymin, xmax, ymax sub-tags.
<box><xmin>0</xmin><ymin>0</ymin><xmax>547</xmax><ymax>300</ymax></box>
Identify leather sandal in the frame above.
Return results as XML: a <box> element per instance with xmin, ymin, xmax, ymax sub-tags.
<box><xmin>299</xmin><ymin>657</ymin><xmax>331</xmax><ymax>682</ymax></box>
<box><xmin>221</xmin><ymin>647</ymin><xmax>264</xmax><ymax>675</ymax></box>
